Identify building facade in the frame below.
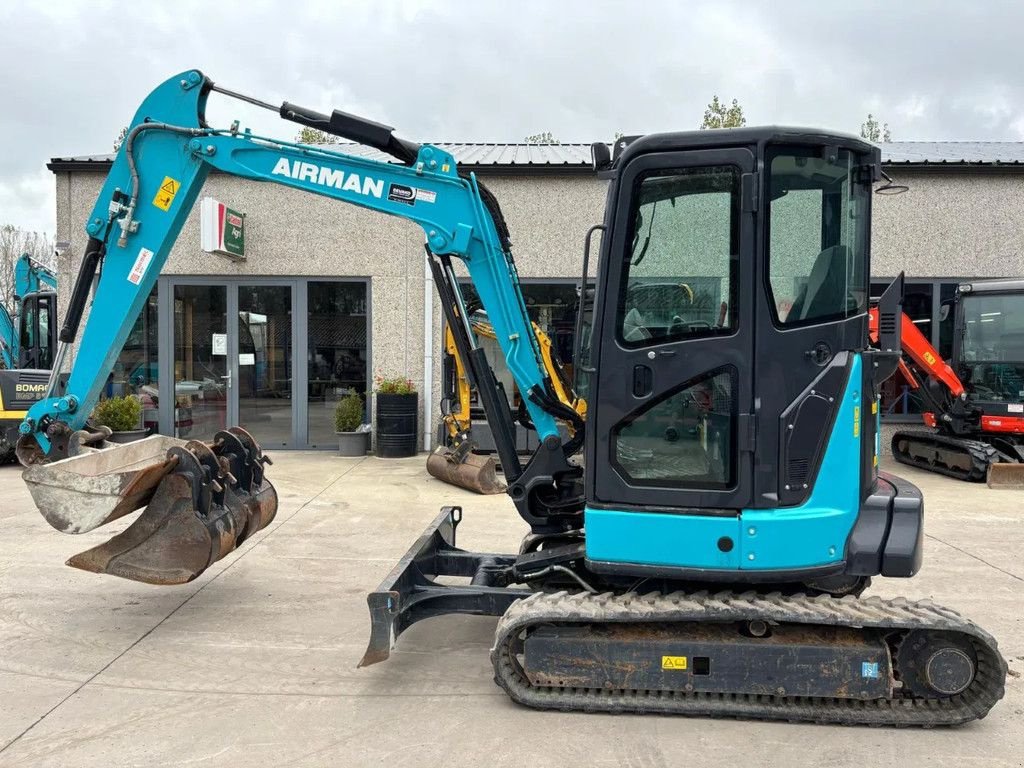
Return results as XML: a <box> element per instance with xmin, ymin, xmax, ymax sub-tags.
<box><xmin>48</xmin><ymin>141</ymin><xmax>1024</xmax><ymax>448</ymax></box>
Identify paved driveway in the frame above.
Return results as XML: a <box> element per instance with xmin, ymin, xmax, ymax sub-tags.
<box><xmin>0</xmin><ymin>453</ymin><xmax>1021</xmax><ymax>766</ymax></box>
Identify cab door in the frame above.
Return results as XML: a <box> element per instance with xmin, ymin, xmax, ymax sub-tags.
<box><xmin>586</xmin><ymin>147</ymin><xmax>757</xmax><ymax>511</ymax></box>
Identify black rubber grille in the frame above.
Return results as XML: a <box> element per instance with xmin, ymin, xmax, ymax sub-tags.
<box><xmin>880</xmin><ymin>312</ymin><xmax>897</xmax><ymax>335</ymax></box>
<box><xmin>787</xmin><ymin>458</ymin><xmax>809</xmax><ymax>485</ymax></box>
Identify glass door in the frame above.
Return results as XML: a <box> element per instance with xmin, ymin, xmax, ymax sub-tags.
<box><xmin>160</xmin><ymin>277</ymin><xmax>368</xmax><ymax>449</ymax></box>
<box><xmin>237</xmin><ymin>284</ymin><xmax>293</xmax><ymax>448</ymax></box>
<box><xmin>173</xmin><ymin>284</ymin><xmax>228</xmax><ymax>440</ymax></box>
<box><xmin>587</xmin><ymin>148</ymin><xmax>757</xmax><ymax>511</ymax></box>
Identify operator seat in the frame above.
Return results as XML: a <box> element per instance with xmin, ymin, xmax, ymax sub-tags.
<box><xmin>788</xmin><ymin>244</ymin><xmax>851</xmax><ymax>322</ymax></box>
<box><xmin>623</xmin><ymin>306</ymin><xmax>652</xmax><ymax>342</ymax></box>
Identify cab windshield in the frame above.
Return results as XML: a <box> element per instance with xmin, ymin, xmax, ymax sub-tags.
<box><xmin>960</xmin><ymin>292</ymin><xmax>1024</xmax><ymax>403</ymax></box>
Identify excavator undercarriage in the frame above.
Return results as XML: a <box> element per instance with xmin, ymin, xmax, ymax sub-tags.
<box><xmin>360</xmin><ymin>507</ymin><xmax>1006</xmax><ymax>726</ymax></box>
<box><xmin>890</xmin><ymin>430</ymin><xmax>1001</xmax><ymax>483</ymax></box>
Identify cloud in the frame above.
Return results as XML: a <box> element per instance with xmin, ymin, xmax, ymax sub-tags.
<box><xmin>3</xmin><ymin>0</ymin><xmax>1024</xmax><ymax>234</ymax></box>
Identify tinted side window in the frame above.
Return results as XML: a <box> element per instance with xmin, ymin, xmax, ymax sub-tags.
<box><xmin>768</xmin><ymin>148</ymin><xmax>868</xmax><ymax>325</ymax></box>
<box><xmin>613</xmin><ymin>368</ymin><xmax>735</xmax><ymax>488</ymax></box>
<box><xmin>618</xmin><ymin>167</ymin><xmax>739</xmax><ymax>347</ymax></box>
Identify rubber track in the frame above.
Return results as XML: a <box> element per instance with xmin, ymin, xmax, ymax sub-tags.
<box><xmin>491</xmin><ymin>590</ymin><xmax>1006</xmax><ymax>726</ymax></box>
<box><xmin>891</xmin><ymin>430</ymin><xmax>999</xmax><ymax>482</ymax></box>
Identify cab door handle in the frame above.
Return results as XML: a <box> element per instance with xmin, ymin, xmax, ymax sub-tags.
<box><xmin>633</xmin><ymin>365</ymin><xmax>653</xmax><ymax>397</ymax></box>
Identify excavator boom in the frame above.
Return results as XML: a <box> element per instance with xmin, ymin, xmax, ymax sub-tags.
<box><xmin>20</xmin><ymin>69</ymin><xmax>580</xmax><ymax>583</ymax></box>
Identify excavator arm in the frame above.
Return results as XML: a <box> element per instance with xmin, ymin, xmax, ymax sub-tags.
<box><xmin>869</xmin><ymin>306</ymin><xmax>965</xmax><ymax>399</ymax></box>
<box><xmin>14</xmin><ymin>254</ymin><xmax>57</xmax><ymax>296</ymax></box>
<box><xmin>19</xmin><ymin>69</ymin><xmax>583</xmax><ymax>583</ymax></box>
<box><xmin>465</xmin><ymin>311</ymin><xmax>586</xmax><ymax>425</ymax></box>
<box><xmin>22</xmin><ymin>71</ymin><xmax>562</xmax><ymax>459</ymax></box>
<box><xmin>868</xmin><ymin>305</ymin><xmax>973</xmax><ymax>432</ymax></box>
<box><xmin>0</xmin><ymin>303</ymin><xmax>13</xmax><ymax>370</ymax></box>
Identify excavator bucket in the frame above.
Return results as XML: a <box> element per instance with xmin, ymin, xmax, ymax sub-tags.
<box><xmin>24</xmin><ymin>435</ymin><xmax>186</xmax><ymax>534</ymax></box>
<box><xmin>425</xmin><ymin>445</ymin><xmax>505</xmax><ymax>494</ymax></box>
<box><xmin>986</xmin><ymin>461</ymin><xmax>1024</xmax><ymax>489</ymax></box>
<box><xmin>23</xmin><ymin>427</ymin><xmax>277</xmax><ymax>585</ymax></box>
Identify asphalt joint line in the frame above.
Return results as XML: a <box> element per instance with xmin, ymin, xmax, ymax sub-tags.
<box><xmin>0</xmin><ymin>457</ymin><xmax>365</xmax><ymax>756</ymax></box>
<box><xmin>926</xmin><ymin>532</ymin><xmax>1024</xmax><ymax>583</ymax></box>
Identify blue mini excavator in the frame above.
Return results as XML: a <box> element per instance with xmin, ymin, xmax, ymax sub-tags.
<box><xmin>0</xmin><ymin>254</ymin><xmax>58</xmax><ymax>461</ymax></box>
<box><xmin>17</xmin><ymin>71</ymin><xmax>1006</xmax><ymax>726</ymax></box>
<box><xmin>0</xmin><ymin>253</ymin><xmax>57</xmax><ymax>370</ymax></box>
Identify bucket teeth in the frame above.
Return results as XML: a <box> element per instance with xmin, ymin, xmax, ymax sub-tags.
<box><xmin>50</xmin><ymin>427</ymin><xmax>277</xmax><ymax>585</ymax></box>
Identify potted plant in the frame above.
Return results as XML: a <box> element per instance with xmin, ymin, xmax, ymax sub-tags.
<box><xmin>335</xmin><ymin>393</ymin><xmax>368</xmax><ymax>457</ymax></box>
<box><xmin>374</xmin><ymin>375</ymin><xmax>418</xmax><ymax>458</ymax></box>
<box><xmin>92</xmin><ymin>394</ymin><xmax>147</xmax><ymax>444</ymax></box>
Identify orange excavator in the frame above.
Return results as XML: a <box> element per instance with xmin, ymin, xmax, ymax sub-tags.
<box><xmin>870</xmin><ymin>277</ymin><xmax>1024</xmax><ymax>486</ymax></box>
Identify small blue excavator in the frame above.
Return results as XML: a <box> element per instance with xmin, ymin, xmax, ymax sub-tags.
<box><xmin>0</xmin><ymin>254</ymin><xmax>57</xmax><ymax>460</ymax></box>
<box><xmin>16</xmin><ymin>71</ymin><xmax>1006</xmax><ymax>726</ymax></box>
<box><xmin>0</xmin><ymin>253</ymin><xmax>56</xmax><ymax>370</ymax></box>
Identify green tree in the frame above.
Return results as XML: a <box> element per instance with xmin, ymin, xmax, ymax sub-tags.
<box><xmin>701</xmin><ymin>96</ymin><xmax>746</xmax><ymax>129</ymax></box>
<box><xmin>860</xmin><ymin>114</ymin><xmax>892</xmax><ymax>142</ymax></box>
<box><xmin>113</xmin><ymin>126</ymin><xmax>128</xmax><ymax>152</ymax></box>
<box><xmin>296</xmin><ymin>127</ymin><xmax>338</xmax><ymax>144</ymax></box>
<box><xmin>524</xmin><ymin>132</ymin><xmax>558</xmax><ymax>144</ymax></box>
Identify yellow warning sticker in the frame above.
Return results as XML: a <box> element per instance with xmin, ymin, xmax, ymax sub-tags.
<box><xmin>923</xmin><ymin>351</ymin><xmax>936</xmax><ymax>366</ymax></box>
<box><xmin>661</xmin><ymin>655</ymin><xmax>688</xmax><ymax>670</ymax></box>
<box><xmin>152</xmin><ymin>176</ymin><xmax>180</xmax><ymax>211</ymax></box>
<box><xmin>853</xmin><ymin>405</ymin><xmax>861</xmax><ymax>437</ymax></box>
<box><xmin>872</xmin><ymin>400</ymin><xmax>878</xmax><ymax>415</ymax></box>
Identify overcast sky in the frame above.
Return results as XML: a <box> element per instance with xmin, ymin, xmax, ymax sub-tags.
<box><xmin>3</xmin><ymin>0</ymin><xmax>1024</xmax><ymax>235</ymax></box>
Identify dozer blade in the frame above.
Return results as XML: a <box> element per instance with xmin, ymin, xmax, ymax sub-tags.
<box><xmin>27</xmin><ymin>427</ymin><xmax>277</xmax><ymax>585</ymax></box>
<box><xmin>425</xmin><ymin>445</ymin><xmax>505</xmax><ymax>494</ymax></box>
<box><xmin>987</xmin><ymin>461</ymin><xmax>1024</xmax><ymax>489</ymax></box>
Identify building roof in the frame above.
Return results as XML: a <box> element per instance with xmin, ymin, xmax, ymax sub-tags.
<box><xmin>882</xmin><ymin>141</ymin><xmax>1024</xmax><ymax>166</ymax></box>
<box><xmin>47</xmin><ymin>140</ymin><xmax>1024</xmax><ymax>174</ymax></box>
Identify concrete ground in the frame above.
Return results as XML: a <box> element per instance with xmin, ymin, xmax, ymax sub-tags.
<box><xmin>0</xmin><ymin>452</ymin><xmax>1021</xmax><ymax>767</ymax></box>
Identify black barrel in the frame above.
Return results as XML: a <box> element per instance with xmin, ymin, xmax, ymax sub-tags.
<box><xmin>375</xmin><ymin>393</ymin><xmax>418</xmax><ymax>458</ymax></box>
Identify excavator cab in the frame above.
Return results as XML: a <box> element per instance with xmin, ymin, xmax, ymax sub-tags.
<box><xmin>955</xmin><ymin>280</ymin><xmax>1024</xmax><ymax>408</ymax></box>
<box><xmin>17</xmin><ymin>290</ymin><xmax>56</xmax><ymax>370</ymax></box>
<box><xmin>584</xmin><ymin>130</ymin><xmax>889</xmax><ymax>546</ymax></box>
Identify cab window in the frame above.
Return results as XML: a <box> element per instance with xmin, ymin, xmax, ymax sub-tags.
<box><xmin>767</xmin><ymin>148</ymin><xmax>868</xmax><ymax>325</ymax></box>
<box><xmin>617</xmin><ymin>166</ymin><xmax>740</xmax><ymax>347</ymax></box>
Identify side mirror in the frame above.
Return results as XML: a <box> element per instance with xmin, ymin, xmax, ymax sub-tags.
<box><xmin>590</xmin><ymin>142</ymin><xmax>611</xmax><ymax>172</ymax></box>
